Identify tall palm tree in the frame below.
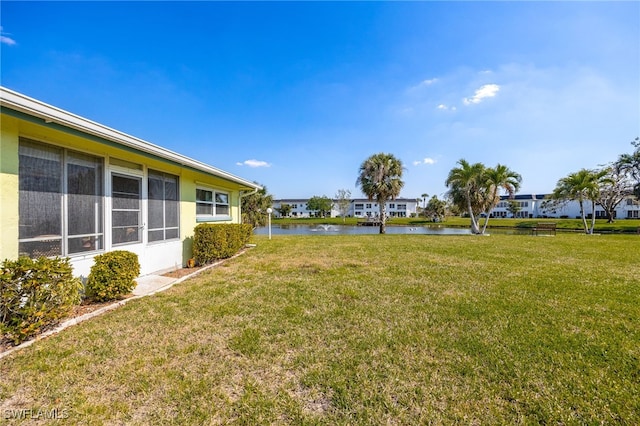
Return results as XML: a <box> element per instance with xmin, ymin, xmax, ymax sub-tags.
<box><xmin>356</xmin><ymin>153</ymin><xmax>404</xmax><ymax>234</ymax></box>
<box><xmin>445</xmin><ymin>159</ymin><xmax>486</xmax><ymax>234</ymax></box>
<box><xmin>617</xmin><ymin>137</ymin><xmax>640</xmax><ymax>197</ymax></box>
<box><xmin>480</xmin><ymin>164</ymin><xmax>522</xmax><ymax>233</ymax></box>
<box><xmin>551</xmin><ymin>168</ymin><xmax>608</xmax><ymax>234</ymax></box>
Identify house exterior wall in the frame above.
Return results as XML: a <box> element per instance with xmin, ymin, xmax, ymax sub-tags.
<box><xmin>1</xmin><ymin>97</ymin><xmax>256</xmax><ymax>277</ymax></box>
<box><xmin>0</xmin><ymin>116</ymin><xmax>20</xmax><ymax>262</ymax></box>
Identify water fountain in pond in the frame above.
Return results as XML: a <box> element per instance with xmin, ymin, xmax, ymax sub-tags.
<box><xmin>313</xmin><ymin>224</ymin><xmax>336</xmax><ymax>231</ymax></box>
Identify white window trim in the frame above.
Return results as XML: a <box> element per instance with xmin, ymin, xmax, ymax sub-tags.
<box><xmin>196</xmin><ymin>186</ymin><xmax>231</xmax><ymax>222</ymax></box>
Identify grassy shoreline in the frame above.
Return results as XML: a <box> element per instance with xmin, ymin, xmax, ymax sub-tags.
<box><xmin>1</xmin><ymin>234</ymin><xmax>638</xmax><ymax>424</ymax></box>
<box><xmin>273</xmin><ymin>216</ymin><xmax>640</xmax><ymax>233</ymax></box>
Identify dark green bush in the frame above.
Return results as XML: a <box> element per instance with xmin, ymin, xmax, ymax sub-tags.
<box><xmin>192</xmin><ymin>223</ymin><xmax>253</xmax><ymax>265</ymax></box>
<box><xmin>86</xmin><ymin>251</ymin><xmax>140</xmax><ymax>302</ymax></box>
<box><xmin>0</xmin><ymin>256</ymin><xmax>82</xmax><ymax>345</ymax></box>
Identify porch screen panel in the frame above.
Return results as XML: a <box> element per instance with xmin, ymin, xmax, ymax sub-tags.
<box><xmin>112</xmin><ymin>174</ymin><xmax>142</xmax><ymax>245</ymax></box>
<box><xmin>164</xmin><ymin>175</ymin><xmax>179</xmax><ymax>239</ymax></box>
<box><xmin>148</xmin><ymin>172</ymin><xmax>164</xmax><ymax>241</ymax></box>
<box><xmin>148</xmin><ymin>170</ymin><xmax>179</xmax><ymax>242</ymax></box>
<box><xmin>18</xmin><ymin>140</ymin><xmax>63</xmax><ymax>257</ymax></box>
<box><xmin>67</xmin><ymin>152</ymin><xmax>104</xmax><ymax>253</ymax></box>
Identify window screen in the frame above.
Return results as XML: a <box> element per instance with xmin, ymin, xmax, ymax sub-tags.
<box><xmin>148</xmin><ymin>170</ymin><xmax>179</xmax><ymax>242</ymax></box>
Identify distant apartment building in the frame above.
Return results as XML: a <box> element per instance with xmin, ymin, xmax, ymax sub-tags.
<box><xmin>490</xmin><ymin>194</ymin><xmax>640</xmax><ymax>219</ymax></box>
<box><xmin>273</xmin><ymin>194</ymin><xmax>639</xmax><ymax>220</ymax></box>
<box><xmin>272</xmin><ymin>198</ymin><xmax>419</xmax><ymax>219</ymax></box>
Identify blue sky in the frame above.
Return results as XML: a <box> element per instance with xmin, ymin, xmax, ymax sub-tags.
<box><xmin>1</xmin><ymin>1</ymin><xmax>638</xmax><ymax>200</ymax></box>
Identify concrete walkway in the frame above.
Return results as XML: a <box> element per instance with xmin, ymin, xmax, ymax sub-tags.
<box><xmin>133</xmin><ymin>274</ymin><xmax>179</xmax><ymax>296</ymax></box>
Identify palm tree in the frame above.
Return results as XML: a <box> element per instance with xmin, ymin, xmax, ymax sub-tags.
<box><xmin>445</xmin><ymin>159</ymin><xmax>487</xmax><ymax>234</ymax></box>
<box><xmin>241</xmin><ymin>184</ymin><xmax>273</xmax><ymax>229</ymax></box>
<box><xmin>479</xmin><ymin>164</ymin><xmax>522</xmax><ymax>233</ymax></box>
<box><xmin>356</xmin><ymin>153</ymin><xmax>404</xmax><ymax>234</ymax></box>
<box><xmin>617</xmin><ymin>137</ymin><xmax>640</xmax><ymax>197</ymax></box>
<box><xmin>551</xmin><ymin>168</ymin><xmax>608</xmax><ymax>234</ymax></box>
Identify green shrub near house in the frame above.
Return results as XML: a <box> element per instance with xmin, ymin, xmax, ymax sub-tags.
<box><xmin>192</xmin><ymin>223</ymin><xmax>252</xmax><ymax>265</ymax></box>
<box><xmin>86</xmin><ymin>250</ymin><xmax>140</xmax><ymax>302</ymax></box>
<box><xmin>0</xmin><ymin>256</ymin><xmax>82</xmax><ymax>344</ymax></box>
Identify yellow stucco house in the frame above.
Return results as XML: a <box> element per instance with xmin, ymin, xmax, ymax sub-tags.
<box><xmin>0</xmin><ymin>87</ymin><xmax>261</xmax><ymax>277</ymax></box>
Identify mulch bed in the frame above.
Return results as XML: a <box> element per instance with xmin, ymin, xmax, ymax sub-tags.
<box><xmin>161</xmin><ymin>265</ymin><xmax>207</xmax><ymax>279</ymax></box>
<box><xmin>1</xmin><ymin>299</ymin><xmax>127</xmax><ymax>354</ymax></box>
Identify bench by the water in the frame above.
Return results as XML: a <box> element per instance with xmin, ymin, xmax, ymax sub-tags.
<box><xmin>531</xmin><ymin>222</ymin><xmax>556</xmax><ymax>236</ymax></box>
<box><xmin>357</xmin><ymin>218</ymin><xmax>382</xmax><ymax>227</ymax></box>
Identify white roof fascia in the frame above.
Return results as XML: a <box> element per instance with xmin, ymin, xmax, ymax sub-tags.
<box><xmin>0</xmin><ymin>87</ymin><xmax>261</xmax><ymax>190</ymax></box>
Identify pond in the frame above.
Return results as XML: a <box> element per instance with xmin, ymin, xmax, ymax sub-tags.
<box><xmin>253</xmin><ymin>224</ymin><xmax>531</xmax><ymax>236</ymax></box>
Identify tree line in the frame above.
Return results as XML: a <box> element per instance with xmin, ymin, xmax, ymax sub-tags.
<box><xmin>241</xmin><ymin>138</ymin><xmax>639</xmax><ymax>235</ymax></box>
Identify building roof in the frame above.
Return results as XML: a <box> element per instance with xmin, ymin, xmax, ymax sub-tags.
<box><xmin>499</xmin><ymin>194</ymin><xmax>550</xmax><ymax>201</ymax></box>
<box><xmin>274</xmin><ymin>197</ymin><xmax>418</xmax><ymax>203</ymax></box>
<box><xmin>0</xmin><ymin>86</ymin><xmax>261</xmax><ymax>191</ymax></box>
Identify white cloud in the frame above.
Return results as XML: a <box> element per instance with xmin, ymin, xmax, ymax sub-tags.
<box><xmin>463</xmin><ymin>83</ymin><xmax>500</xmax><ymax>105</ymax></box>
<box><xmin>0</xmin><ymin>27</ymin><xmax>16</xmax><ymax>46</ymax></box>
<box><xmin>437</xmin><ymin>104</ymin><xmax>456</xmax><ymax>111</ymax></box>
<box><xmin>236</xmin><ymin>159</ymin><xmax>271</xmax><ymax>168</ymax></box>
<box><xmin>419</xmin><ymin>78</ymin><xmax>438</xmax><ymax>86</ymax></box>
<box><xmin>413</xmin><ymin>157</ymin><xmax>436</xmax><ymax>166</ymax></box>
<box><xmin>408</xmin><ymin>78</ymin><xmax>438</xmax><ymax>92</ymax></box>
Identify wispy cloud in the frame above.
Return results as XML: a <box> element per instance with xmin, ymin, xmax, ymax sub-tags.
<box><xmin>236</xmin><ymin>159</ymin><xmax>271</xmax><ymax>168</ymax></box>
<box><xmin>413</xmin><ymin>157</ymin><xmax>436</xmax><ymax>166</ymax></box>
<box><xmin>437</xmin><ymin>104</ymin><xmax>456</xmax><ymax>111</ymax></box>
<box><xmin>408</xmin><ymin>78</ymin><xmax>439</xmax><ymax>92</ymax></box>
<box><xmin>463</xmin><ymin>83</ymin><xmax>500</xmax><ymax>105</ymax></box>
<box><xmin>0</xmin><ymin>27</ymin><xmax>16</xmax><ymax>46</ymax></box>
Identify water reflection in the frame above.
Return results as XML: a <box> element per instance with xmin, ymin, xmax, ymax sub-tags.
<box><xmin>256</xmin><ymin>224</ymin><xmax>452</xmax><ymax>236</ymax></box>
<box><xmin>254</xmin><ymin>224</ymin><xmax>531</xmax><ymax>236</ymax></box>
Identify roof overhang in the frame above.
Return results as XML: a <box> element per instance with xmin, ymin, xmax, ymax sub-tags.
<box><xmin>0</xmin><ymin>86</ymin><xmax>262</xmax><ymax>191</ymax></box>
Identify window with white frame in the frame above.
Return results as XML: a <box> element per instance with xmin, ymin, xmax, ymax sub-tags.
<box><xmin>148</xmin><ymin>170</ymin><xmax>179</xmax><ymax>242</ymax></box>
<box><xmin>19</xmin><ymin>138</ymin><xmax>104</xmax><ymax>257</ymax></box>
<box><xmin>196</xmin><ymin>188</ymin><xmax>230</xmax><ymax>219</ymax></box>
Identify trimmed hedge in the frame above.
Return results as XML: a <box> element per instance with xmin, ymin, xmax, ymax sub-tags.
<box><xmin>1</xmin><ymin>256</ymin><xmax>82</xmax><ymax>345</ymax></box>
<box><xmin>86</xmin><ymin>250</ymin><xmax>140</xmax><ymax>302</ymax></box>
<box><xmin>192</xmin><ymin>223</ymin><xmax>252</xmax><ymax>265</ymax></box>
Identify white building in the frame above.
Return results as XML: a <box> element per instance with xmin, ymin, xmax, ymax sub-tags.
<box><xmin>490</xmin><ymin>194</ymin><xmax>640</xmax><ymax>219</ymax></box>
<box><xmin>272</xmin><ymin>197</ymin><xmax>419</xmax><ymax>219</ymax></box>
<box><xmin>350</xmin><ymin>198</ymin><xmax>418</xmax><ymax>218</ymax></box>
<box><xmin>273</xmin><ymin>194</ymin><xmax>639</xmax><ymax>221</ymax></box>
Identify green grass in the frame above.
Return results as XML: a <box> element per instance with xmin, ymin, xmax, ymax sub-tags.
<box><xmin>275</xmin><ymin>216</ymin><xmax>640</xmax><ymax>233</ymax></box>
<box><xmin>1</xmin><ymin>234</ymin><xmax>639</xmax><ymax>424</ymax></box>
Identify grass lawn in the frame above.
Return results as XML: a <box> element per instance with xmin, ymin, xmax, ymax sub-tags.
<box><xmin>1</xmin><ymin>234</ymin><xmax>639</xmax><ymax>424</ymax></box>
